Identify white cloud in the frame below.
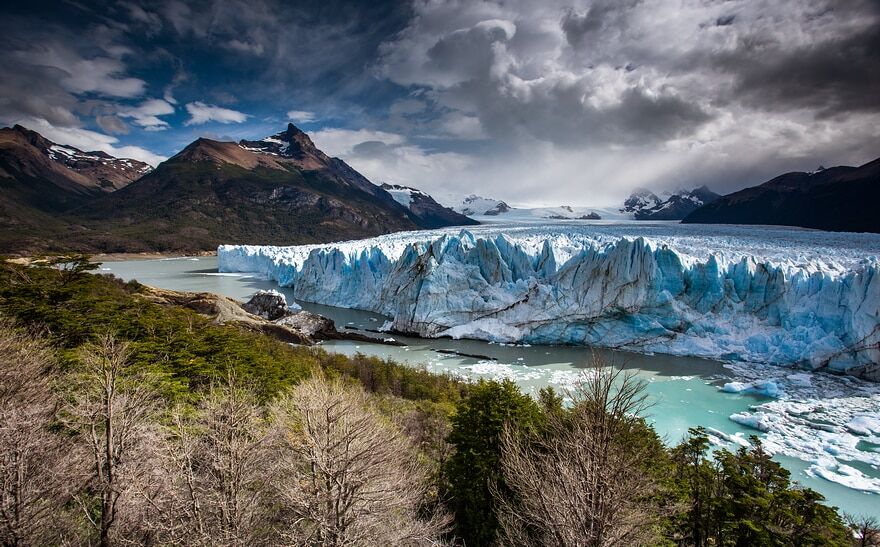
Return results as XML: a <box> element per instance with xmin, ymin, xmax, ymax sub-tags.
<box><xmin>310</xmin><ymin>127</ymin><xmax>472</xmax><ymax>194</ymax></box>
<box><xmin>310</xmin><ymin>128</ymin><xmax>406</xmax><ymax>155</ymax></box>
<box><xmin>287</xmin><ymin>110</ymin><xmax>316</xmax><ymax>123</ymax></box>
<box><xmin>184</xmin><ymin>102</ymin><xmax>249</xmax><ymax>125</ymax></box>
<box><xmin>226</xmin><ymin>39</ymin><xmax>265</xmax><ymax>55</ymax></box>
<box><xmin>14</xmin><ymin>46</ymin><xmax>145</xmax><ymax>98</ymax></box>
<box><xmin>17</xmin><ymin>117</ymin><xmax>167</xmax><ymax>166</ymax></box>
<box><xmin>119</xmin><ymin>98</ymin><xmax>175</xmax><ymax>131</ymax></box>
<box><xmin>437</xmin><ymin>114</ymin><xmax>486</xmax><ymax>139</ymax></box>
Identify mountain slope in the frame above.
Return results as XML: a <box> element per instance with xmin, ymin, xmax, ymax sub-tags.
<box><xmin>0</xmin><ymin>125</ymin><xmax>151</xmax><ymax>211</ymax></box>
<box><xmin>381</xmin><ymin>184</ymin><xmax>477</xmax><ymax>228</ymax></box>
<box><xmin>0</xmin><ymin>125</ymin><xmax>153</xmax><ymax>252</ymax></box>
<box><xmin>0</xmin><ymin>123</ymin><xmax>480</xmax><ymax>254</ymax></box>
<box><xmin>683</xmin><ymin>159</ymin><xmax>880</xmax><ymax>233</ymax></box>
<box><xmin>69</xmin><ymin>132</ymin><xmax>419</xmax><ymax>251</ymax></box>
<box><xmin>621</xmin><ymin>186</ymin><xmax>720</xmax><ymax>220</ymax></box>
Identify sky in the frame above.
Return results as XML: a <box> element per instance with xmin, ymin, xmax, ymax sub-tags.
<box><xmin>1</xmin><ymin>0</ymin><xmax>878</xmax><ymax>207</ymax></box>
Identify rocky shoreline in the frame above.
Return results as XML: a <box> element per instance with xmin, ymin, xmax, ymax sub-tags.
<box><xmin>140</xmin><ymin>285</ymin><xmax>403</xmax><ymax>347</ymax></box>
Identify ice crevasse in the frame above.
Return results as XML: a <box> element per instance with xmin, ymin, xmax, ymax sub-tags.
<box><xmin>218</xmin><ymin>228</ymin><xmax>880</xmax><ymax>374</ymax></box>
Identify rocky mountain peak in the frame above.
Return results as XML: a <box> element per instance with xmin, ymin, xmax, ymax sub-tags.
<box><xmin>239</xmin><ymin>123</ymin><xmax>326</xmax><ymax>166</ymax></box>
<box><xmin>278</xmin><ymin>122</ymin><xmax>315</xmax><ymax>149</ymax></box>
<box><xmin>622</xmin><ymin>185</ymin><xmax>720</xmax><ymax>220</ymax></box>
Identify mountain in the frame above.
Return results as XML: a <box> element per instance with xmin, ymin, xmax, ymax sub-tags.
<box><xmin>452</xmin><ymin>194</ymin><xmax>511</xmax><ymax>216</ymax></box>
<box><xmin>543</xmin><ymin>207</ymin><xmax>602</xmax><ymax>220</ymax></box>
<box><xmin>620</xmin><ymin>188</ymin><xmax>661</xmax><ymax>216</ymax></box>
<box><xmin>380</xmin><ymin>184</ymin><xmax>477</xmax><ymax>228</ymax></box>
<box><xmin>621</xmin><ymin>186</ymin><xmax>720</xmax><ymax>220</ymax></box>
<box><xmin>70</xmin><ymin>126</ymin><xmax>425</xmax><ymax>251</ymax></box>
<box><xmin>1</xmin><ymin>124</ymin><xmax>478</xmax><ymax>254</ymax></box>
<box><xmin>683</xmin><ymin>159</ymin><xmax>880</xmax><ymax>233</ymax></box>
<box><xmin>0</xmin><ymin>125</ymin><xmax>151</xmax><ymax>210</ymax></box>
<box><xmin>0</xmin><ymin>125</ymin><xmax>153</xmax><ymax>251</ymax></box>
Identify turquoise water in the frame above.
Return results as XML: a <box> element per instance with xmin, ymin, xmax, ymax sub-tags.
<box><xmin>101</xmin><ymin>256</ymin><xmax>880</xmax><ymax>517</ymax></box>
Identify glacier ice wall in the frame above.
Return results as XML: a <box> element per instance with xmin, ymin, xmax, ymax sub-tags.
<box><xmin>218</xmin><ymin>228</ymin><xmax>880</xmax><ymax>373</ymax></box>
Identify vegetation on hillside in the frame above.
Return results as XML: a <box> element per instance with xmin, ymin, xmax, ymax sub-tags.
<box><xmin>0</xmin><ymin>258</ymin><xmax>873</xmax><ymax>545</ymax></box>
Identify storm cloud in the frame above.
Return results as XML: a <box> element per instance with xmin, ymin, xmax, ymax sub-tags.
<box><xmin>0</xmin><ymin>0</ymin><xmax>877</xmax><ymax>202</ymax></box>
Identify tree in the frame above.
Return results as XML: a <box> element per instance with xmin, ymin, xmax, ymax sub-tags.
<box><xmin>670</xmin><ymin>429</ymin><xmax>851</xmax><ymax>546</ymax></box>
<box><xmin>669</xmin><ymin>427</ymin><xmax>717</xmax><ymax>546</ymax></box>
<box><xmin>0</xmin><ymin>319</ymin><xmax>80</xmax><ymax>545</ymax></box>
<box><xmin>846</xmin><ymin>514</ymin><xmax>880</xmax><ymax>547</ymax></box>
<box><xmin>64</xmin><ymin>334</ymin><xmax>161</xmax><ymax>547</ymax></box>
<box><xmin>443</xmin><ymin>379</ymin><xmax>543</xmax><ymax>546</ymax></box>
<box><xmin>495</xmin><ymin>361</ymin><xmax>666</xmax><ymax>546</ymax></box>
<box><xmin>272</xmin><ymin>376</ymin><xmax>449</xmax><ymax>545</ymax></box>
<box><xmin>134</xmin><ymin>377</ymin><xmax>276</xmax><ymax>545</ymax></box>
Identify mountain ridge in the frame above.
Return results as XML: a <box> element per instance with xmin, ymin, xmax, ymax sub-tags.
<box><xmin>0</xmin><ymin>123</ymin><xmax>476</xmax><ymax>254</ymax></box>
<box><xmin>381</xmin><ymin>183</ymin><xmax>477</xmax><ymax>228</ymax></box>
<box><xmin>683</xmin><ymin>158</ymin><xmax>880</xmax><ymax>233</ymax></box>
<box><xmin>621</xmin><ymin>186</ymin><xmax>721</xmax><ymax>220</ymax></box>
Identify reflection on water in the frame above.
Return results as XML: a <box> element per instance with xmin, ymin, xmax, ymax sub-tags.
<box><xmin>101</xmin><ymin>256</ymin><xmax>879</xmax><ymax>515</ymax></box>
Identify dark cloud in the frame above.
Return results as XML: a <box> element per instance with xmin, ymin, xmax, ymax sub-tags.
<box><xmin>0</xmin><ymin>60</ymin><xmax>80</xmax><ymax>126</ymax></box>
<box><xmin>720</xmin><ymin>19</ymin><xmax>880</xmax><ymax>116</ymax></box>
<box><xmin>0</xmin><ymin>0</ymin><xmax>878</xmax><ymax>203</ymax></box>
<box><xmin>561</xmin><ymin>0</ymin><xmax>641</xmax><ymax>47</ymax></box>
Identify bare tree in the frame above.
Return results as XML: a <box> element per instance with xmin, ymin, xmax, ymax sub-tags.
<box><xmin>846</xmin><ymin>513</ymin><xmax>880</xmax><ymax>547</ymax></box>
<box><xmin>0</xmin><ymin>319</ymin><xmax>81</xmax><ymax>545</ymax></box>
<box><xmin>64</xmin><ymin>334</ymin><xmax>161</xmax><ymax>547</ymax></box>
<box><xmin>132</xmin><ymin>377</ymin><xmax>276</xmax><ymax>546</ymax></box>
<box><xmin>496</xmin><ymin>355</ymin><xmax>662</xmax><ymax>547</ymax></box>
<box><xmin>271</xmin><ymin>376</ymin><xmax>450</xmax><ymax>546</ymax></box>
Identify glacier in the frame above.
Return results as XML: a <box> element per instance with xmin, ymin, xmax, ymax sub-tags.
<box><xmin>218</xmin><ymin>222</ymin><xmax>880</xmax><ymax>375</ymax></box>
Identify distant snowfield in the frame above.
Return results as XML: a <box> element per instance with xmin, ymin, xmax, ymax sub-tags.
<box><xmin>472</xmin><ymin>205</ymin><xmax>631</xmax><ymax>221</ymax></box>
<box><xmin>219</xmin><ymin>221</ymin><xmax>879</xmax><ymax>374</ymax></box>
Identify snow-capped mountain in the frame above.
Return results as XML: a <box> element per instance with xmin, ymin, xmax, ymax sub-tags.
<box><xmin>621</xmin><ymin>186</ymin><xmax>720</xmax><ymax>220</ymax></box>
<box><xmin>44</xmin><ymin>144</ymin><xmax>152</xmax><ymax>190</ymax></box>
<box><xmin>70</xmin><ymin>124</ymin><xmax>431</xmax><ymax>251</ymax></box>
<box><xmin>452</xmin><ymin>194</ymin><xmax>511</xmax><ymax>216</ymax></box>
<box><xmin>444</xmin><ymin>193</ymin><xmax>629</xmax><ymax>222</ymax></box>
<box><xmin>0</xmin><ymin>124</ymin><xmax>152</xmax><ymax>195</ymax></box>
<box><xmin>0</xmin><ymin>123</ymin><xmax>476</xmax><ymax>253</ymax></box>
<box><xmin>380</xmin><ymin>184</ymin><xmax>477</xmax><ymax>228</ymax></box>
<box><xmin>620</xmin><ymin>188</ymin><xmax>662</xmax><ymax>215</ymax></box>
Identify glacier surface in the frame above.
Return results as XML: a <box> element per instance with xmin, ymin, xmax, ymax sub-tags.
<box><xmin>218</xmin><ymin>222</ymin><xmax>880</xmax><ymax>373</ymax></box>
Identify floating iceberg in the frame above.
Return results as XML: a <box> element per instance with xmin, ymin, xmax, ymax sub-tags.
<box><xmin>218</xmin><ymin>223</ymin><xmax>880</xmax><ymax>374</ymax></box>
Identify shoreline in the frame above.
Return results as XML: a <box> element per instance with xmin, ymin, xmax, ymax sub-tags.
<box><xmin>94</xmin><ymin>250</ymin><xmax>217</xmax><ymax>262</ymax></box>
<box><xmin>6</xmin><ymin>250</ymin><xmax>217</xmax><ymax>265</ymax></box>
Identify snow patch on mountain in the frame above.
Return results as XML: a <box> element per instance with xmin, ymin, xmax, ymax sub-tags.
<box><xmin>219</xmin><ymin>223</ymin><xmax>880</xmax><ymax>375</ymax></box>
<box><xmin>46</xmin><ymin>144</ymin><xmax>152</xmax><ymax>174</ymax></box>
<box><xmin>381</xmin><ymin>183</ymin><xmax>429</xmax><ymax>209</ymax></box>
<box><xmin>451</xmin><ymin>194</ymin><xmax>511</xmax><ymax>216</ymax></box>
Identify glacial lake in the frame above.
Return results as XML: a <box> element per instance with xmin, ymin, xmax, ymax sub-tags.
<box><xmin>102</xmin><ymin>255</ymin><xmax>880</xmax><ymax>517</ymax></box>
